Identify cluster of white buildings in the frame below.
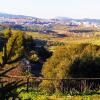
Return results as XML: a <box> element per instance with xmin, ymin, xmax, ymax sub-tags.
<box><xmin>0</xmin><ymin>16</ymin><xmax>100</xmax><ymax>28</ymax></box>
<box><xmin>68</xmin><ymin>20</ymin><xmax>100</xmax><ymax>28</ymax></box>
<box><xmin>0</xmin><ymin>17</ymin><xmax>35</xmax><ymax>25</ymax></box>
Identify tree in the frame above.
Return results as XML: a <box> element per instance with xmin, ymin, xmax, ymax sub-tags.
<box><xmin>0</xmin><ymin>30</ymin><xmax>26</xmax><ymax>99</ymax></box>
<box><xmin>23</xmin><ymin>35</ymin><xmax>35</xmax><ymax>52</ymax></box>
<box><xmin>3</xmin><ymin>28</ymin><xmax>12</xmax><ymax>39</ymax></box>
<box><xmin>0</xmin><ymin>30</ymin><xmax>24</xmax><ymax>67</ymax></box>
<box><xmin>41</xmin><ymin>44</ymin><xmax>100</xmax><ymax>93</ymax></box>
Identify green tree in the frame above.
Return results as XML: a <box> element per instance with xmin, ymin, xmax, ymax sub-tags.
<box><xmin>41</xmin><ymin>44</ymin><xmax>100</xmax><ymax>93</ymax></box>
<box><xmin>7</xmin><ymin>30</ymin><xmax>24</xmax><ymax>62</ymax></box>
<box><xmin>3</xmin><ymin>28</ymin><xmax>12</xmax><ymax>39</ymax></box>
<box><xmin>0</xmin><ymin>30</ymin><xmax>24</xmax><ymax>67</ymax></box>
<box><xmin>0</xmin><ymin>30</ymin><xmax>26</xmax><ymax>100</ymax></box>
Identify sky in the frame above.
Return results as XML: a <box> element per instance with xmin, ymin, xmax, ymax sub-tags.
<box><xmin>0</xmin><ymin>0</ymin><xmax>100</xmax><ymax>19</ymax></box>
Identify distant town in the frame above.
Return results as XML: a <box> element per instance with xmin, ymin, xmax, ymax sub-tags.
<box><xmin>0</xmin><ymin>12</ymin><xmax>100</xmax><ymax>28</ymax></box>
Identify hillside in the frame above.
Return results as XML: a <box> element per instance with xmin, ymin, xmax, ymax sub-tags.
<box><xmin>0</xmin><ymin>12</ymin><xmax>100</xmax><ymax>24</ymax></box>
<box><xmin>0</xmin><ymin>12</ymin><xmax>35</xmax><ymax>19</ymax></box>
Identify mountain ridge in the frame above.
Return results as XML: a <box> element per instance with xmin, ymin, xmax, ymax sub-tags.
<box><xmin>0</xmin><ymin>12</ymin><xmax>100</xmax><ymax>24</ymax></box>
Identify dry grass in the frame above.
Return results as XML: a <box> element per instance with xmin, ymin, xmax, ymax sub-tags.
<box><xmin>26</xmin><ymin>31</ymin><xmax>100</xmax><ymax>46</ymax></box>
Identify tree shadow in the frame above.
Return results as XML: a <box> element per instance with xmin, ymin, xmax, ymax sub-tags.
<box><xmin>69</xmin><ymin>56</ymin><xmax>100</xmax><ymax>78</ymax></box>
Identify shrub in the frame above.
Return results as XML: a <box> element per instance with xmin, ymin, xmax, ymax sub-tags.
<box><xmin>41</xmin><ymin>44</ymin><xmax>100</xmax><ymax>93</ymax></box>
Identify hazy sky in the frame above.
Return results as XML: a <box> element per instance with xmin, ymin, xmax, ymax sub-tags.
<box><xmin>0</xmin><ymin>0</ymin><xmax>100</xmax><ymax>19</ymax></box>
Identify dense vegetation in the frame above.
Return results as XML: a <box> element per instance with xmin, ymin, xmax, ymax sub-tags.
<box><xmin>41</xmin><ymin>44</ymin><xmax>100</xmax><ymax>93</ymax></box>
<box><xmin>1</xmin><ymin>27</ymin><xmax>100</xmax><ymax>99</ymax></box>
<box><xmin>43</xmin><ymin>44</ymin><xmax>100</xmax><ymax>78</ymax></box>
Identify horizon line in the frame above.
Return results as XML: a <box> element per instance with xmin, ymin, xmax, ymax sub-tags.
<box><xmin>0</xmin><ymin>11</ymin><xmax>100</xmax><ymax>20</ymax></box>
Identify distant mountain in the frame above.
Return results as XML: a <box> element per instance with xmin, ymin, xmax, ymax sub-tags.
<box><xmin>51</xmin><ymin>17</ymin><xmax>73</xmax><ymax>22</ymax></box>
<box><xmin>53</xmin><ymin>17</ymin><xmax>100</xmax><ymax>24</ymax></box>
<box><xmin>76</xmin><ymin>18</ymin><xmax>100</xmax><ymax>24</ymax></box>
<box><xmin>0</xmin><ymin>12</ymin><xmax>36</xmax><ymax>19</ymax></box>
<box><xmin>0</xmin><ymin>12</ymin><xmax>100</xmax><ymax>24</ymax></box>
<box><xmin>55</xmin><ymin>16</ymin><xmax>72</xmax><ymax>20</ymax></box>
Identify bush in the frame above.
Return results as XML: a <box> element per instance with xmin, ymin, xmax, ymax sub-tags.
<box><xmin>41</xmin><ymin>44</ymin><xmax>100</xmax><ymax>93</ymax></box>
<box><xmin>17</xmin><ymin>86</ymin><xmax>48</xmax><ymax>100</ymax></box>
<box><xmin>39</xmin><ymin>80</ymin><xmax>55</xmax><ymax>95</ymax></box>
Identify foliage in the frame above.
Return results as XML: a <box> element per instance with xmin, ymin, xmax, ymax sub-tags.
<box><xmin>23</xmin><ymin>35</ymin><xmax>36</xmax><ymax>52</ymax></box>
<box><xmin>0</xmin><ymin>64</ymin><xmax>26</xmax><ymax>99</ymax></box>
<box><xmin>42</xmin><ymin>43</ymin><xmax>100</xmax><ymax>78</ymax></box>
<box><xmin>11</xmin><ymin>86</ymin><xmax>100</xmax><ymax>100</ymax></box>
<box><xmin>39</xmin><ymin>80</ymin><xmax>55</xmax><ymax>94</ymax></box>
<box><xmin>16</xmin><ymin>86</ymin><xmax>48</xmax><ymax>100</ymax></box>
<box><xmin>69</xmin><ymin>44</ymin><xmax>100</xmax><ymax>78</ymax></box>
<box><xmin>3</xmin><ymin>28</ymin><xmax>12</xmax><ymax>39</ymax></box>
<box><xmin>0</xmin><ymin>30</ymin><xmax>24</xmax><ymax>67</ymax></box>
<box><xmin>28</xmin><ymin>51</ymin><xmax>39</xmax><ymax>62</ymax></box>
<box><xmin>0</xmin><ymin>29</ymin><xmax>35</xmax><ymax>99</ymax></box>
<box><xmin>41</xmin><ymin>44</ymin><xmax>100</xmax><ymax>93</ymax></box>
<box><xmin>6</xmin><ymin>30</ymin><xmax>24</xmax><ymax>62</ymax></box>
<box><xmin>37</xmin><ymin>46</ymin><xmax>52</xmax><ymax>59</ymax></box>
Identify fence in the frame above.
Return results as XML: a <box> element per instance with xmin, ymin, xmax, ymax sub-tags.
<box><xmin>1</xmin><ymin>76</ymin><xmax>100</xmax><ymax>95</ymax></box>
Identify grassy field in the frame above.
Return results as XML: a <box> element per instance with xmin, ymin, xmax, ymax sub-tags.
<box><xmin>63</xmin><ymin>37</ymin><xmax>100</xmax><ymax>45</ymax></box>
<box><xmin>26</xmin><ymin>31</ymin><xmax>100</xmax><ymax>45</ymax></box>
<box><xmin>26</xmin><ymin>31</ymin><xmax>55</xmax><ymax>40</ymax></box>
